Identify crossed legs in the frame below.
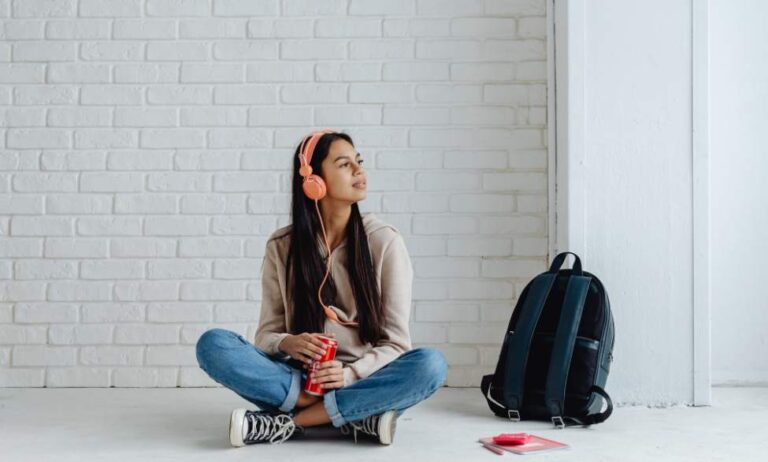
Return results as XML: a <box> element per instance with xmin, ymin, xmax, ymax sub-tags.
<box><xmin>195</xmin><ymin>328</ymin><xmax>448</xmax><ymax>430</ymax></box>
<box><xmin>293</xmin><ymin>390</ymin><xmax>332</xmax><ymax>427</ymax></box>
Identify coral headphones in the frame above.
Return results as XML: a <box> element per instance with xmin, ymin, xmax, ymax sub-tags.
<box><xmin>298</xmin><ymin>129</ymin><xmax>333</xmax><ymax>201</ymax></box>
<box><xmin>297</xmin><ymin>129</ymin><xmax>360</xmax><ymax>328</ymax></box>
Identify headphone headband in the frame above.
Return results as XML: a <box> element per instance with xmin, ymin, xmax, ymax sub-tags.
<box><xmin>299</xmin><ymin>129</ymin><xmax>336</xmax><ymax>166</ymax></box>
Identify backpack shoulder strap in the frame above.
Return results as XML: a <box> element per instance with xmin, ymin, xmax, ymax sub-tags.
<box><xmin>544</xmin><ymin>274</ymin><xmax>592</xmax><ymax>425</ymax></box>
<box><xmin>500</xmin><ymin>271</ymin><xmax>558</xmax><ymax>418</ymax></box>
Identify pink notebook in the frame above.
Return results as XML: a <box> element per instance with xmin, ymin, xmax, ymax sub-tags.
<box><xmin>478</xmin><ymin>434</ymin><xmax>569</xmax><ymax>455</ymax></box>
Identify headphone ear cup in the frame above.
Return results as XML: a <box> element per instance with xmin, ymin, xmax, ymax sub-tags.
<box><xmin>303</xmin><ymin>175</ymin><xmax>326</xmax><ymax>200</ymax></box>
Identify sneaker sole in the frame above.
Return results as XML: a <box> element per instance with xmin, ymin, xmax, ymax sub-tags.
<box><xmin>229</xmin><ymin>408</ymin><xmax>247</xmax><ymax>447</ymax></box>
<box><xmin>377</xmin><ymin>410</ymin><xmax>397</xmax><ymax>445</ymax></box>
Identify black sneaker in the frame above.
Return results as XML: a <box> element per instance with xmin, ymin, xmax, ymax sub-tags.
<box><xmin>339</xmin><ymin>410</ymin><xmax>398</xmax><ymax>445</ymax></box>
<box><xmin>229</xmin><ymin>409</ymin><xmax>304</xmax><ymax>447</ymax></box>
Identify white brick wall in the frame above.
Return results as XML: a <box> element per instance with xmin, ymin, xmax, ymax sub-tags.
<box><xmin>0</xmin><ymin>0</ymin><xmax>548</xmax><ymax>388</ymax></box>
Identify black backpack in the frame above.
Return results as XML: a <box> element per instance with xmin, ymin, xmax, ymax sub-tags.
<box><xmin>480</xmin><ymin>252</ymin><xmax>615</xmax><ymax>428</ymax></box>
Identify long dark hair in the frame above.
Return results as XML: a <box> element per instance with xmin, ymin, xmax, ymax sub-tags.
<box><xmin>286</xmin><ymin>132</ymin><xmax>385</xmax><ymax>346</ymax></box>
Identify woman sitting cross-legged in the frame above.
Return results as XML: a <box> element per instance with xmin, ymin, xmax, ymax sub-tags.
<box><xmin>195</xmin><ymin>130</ymin><xmax>448</xmax><ymax>447</ymax></box>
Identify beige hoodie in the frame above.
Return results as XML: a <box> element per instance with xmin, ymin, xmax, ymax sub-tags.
<box><xmin>253</xmin><ymin>213</ymin><xmax>414</xmax><ymax>387</ymax></box>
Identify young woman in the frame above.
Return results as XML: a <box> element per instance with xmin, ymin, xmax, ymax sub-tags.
<box><xmin>195</xmin><ymin>130</ymin><xmax>448</xmax><ymax>447</ymax></box>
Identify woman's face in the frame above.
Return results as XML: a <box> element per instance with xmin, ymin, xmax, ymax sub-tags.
<box><xmin>319</xmin><ymin>139</ymin><xmax>367</xmax><ymax>204</ymax></box>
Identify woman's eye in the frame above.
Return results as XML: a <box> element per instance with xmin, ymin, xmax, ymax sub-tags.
<box><xmin>339</xmin><ymin>159</ymin><xmax>363</xmax><ymax>168</ymax></box>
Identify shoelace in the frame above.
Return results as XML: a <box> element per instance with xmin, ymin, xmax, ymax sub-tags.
<box><xmin>340</xmin><ymin>415</ymin><xmax>380</xmax><ymax>444</ymax></box>
<box><xmin>245</xmin><ymin>413</ymin><xmax>296</xmax><ymax>444</ymax></box>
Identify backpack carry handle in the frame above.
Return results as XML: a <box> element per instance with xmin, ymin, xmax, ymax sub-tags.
<box><xmin>548</xmin><ymin>252</ymin><xmax>583</xmax><ymax>276</ymax></box>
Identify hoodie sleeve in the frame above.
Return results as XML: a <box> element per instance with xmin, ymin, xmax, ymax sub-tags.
<box><xmin>341</xmin><ymin>232</ymin><xmax>414</xmax><ymax>387</ymax></box>
<box><xmin>253</xmin><ymin>238</ymin><xmax>291</xmax><ymax>357</ymax></box>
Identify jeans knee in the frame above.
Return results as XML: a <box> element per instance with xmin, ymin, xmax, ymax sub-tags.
<box><xmin>410</xmin><ymin>347</ymin><xmax>448</xmax><ymax>389</ymax></box>
<box><xmin>195</xmin><ymin>328</ymin><xmax>232</xmax><ymax>367</ymax></box>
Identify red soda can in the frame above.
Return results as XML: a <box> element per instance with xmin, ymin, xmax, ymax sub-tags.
<box><xmin>303</xmin><ymin>335</ymin><xmax>337</xmax><ymax>396</ymax></box>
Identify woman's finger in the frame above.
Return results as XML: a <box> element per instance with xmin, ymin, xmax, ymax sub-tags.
<box><xmin>308</xmin><ymin>343</ymin><xmax>327</xmax><ymax>356</ymax></box>
<box><xmin>313</xmin><ymin>368</ymin><xmax>340</xmax><ymax>380</ymax></box>
<box><xmin>310</xmin><ymin>337</ymin><xmax>329</xmax><ymax>349</ymax></box>
<box><xmin>302</xmin><ymin>338</ymin><xmax>326</xmax><ymax>353</ymax></box>
<box><xmin>319</xmin><ymin>361</ymin><xmax>341</xmax><ymax>371</ymax></box>
<box><xmin>320</xmin><ymin>361</ymin><xmax>341</xmax><ymax>371</ymax></box>
<box><xmin>321</xmin><ymin>378</ymin><xmax>343</xmax><ymax>389</ymax></box>
<box><xmin>314</xmin><ymin>372</ymin><xmax>341</xmax><ymax>384</ymax></box>
<box><xmin>315</xmin><ymin>372</ymin><xmax>339</xmax><ymax>383</ymax></box>
<box><xmin>299</xmin><ymin>352</ymin><xmax>315</xmax><ymax>364</ymax></box>
<box><xmin>313</xmin><ymin>372</ymin><xmax>330</xmax><ymax>383</ymax></box>
<box><xmin>301</xmin><ymin>345</ymin><xmax>323</xmax><ymax>359</ymax></box>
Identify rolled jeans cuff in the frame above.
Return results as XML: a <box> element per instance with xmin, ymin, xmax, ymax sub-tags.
<box><xmin>323</xmin><ymin>389</ymin><xmax>347</xmax><ymax>427</ymax></box>
<box><xmin>278</xmin><ymin>368</ymin><xmax>302</xmax><ymax>413</ymax></box>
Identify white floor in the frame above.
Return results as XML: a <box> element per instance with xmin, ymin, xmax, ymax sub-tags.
<box><xmin>1</xmin><ymin>386</ymin><xmax>766</xmax><ymax>461</ymax></box>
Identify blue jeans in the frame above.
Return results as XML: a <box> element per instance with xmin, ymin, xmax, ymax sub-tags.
<box><xmin>195</xmin><ymin>328</ymin><xmax>448</xmax><ymax>427</ymax></box>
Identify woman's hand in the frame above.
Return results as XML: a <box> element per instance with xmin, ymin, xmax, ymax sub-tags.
<box><xmin>310</xmin><ymin>360</ymin><xmax>344</xmax><ymax>390</ymax></box>
<box><xmin>278</xmin><ymin>332</ymin><xmax>335</xmax><ymax>365</ymax></box>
